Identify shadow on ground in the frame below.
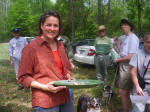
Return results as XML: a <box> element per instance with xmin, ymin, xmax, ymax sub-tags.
<box><xmin>0</xmin><ymin>59</ymin><xmax>10</xmax><ymax>67</ymax></box>
<box><xmin>0</xmin><ymin>104</ymin><xmax>33</xmax><ymax>112</ymax></box>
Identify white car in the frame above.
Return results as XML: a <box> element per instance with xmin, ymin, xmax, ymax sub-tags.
<box><xmin>24</xmin><ymin>37</ymin><xmax>35</xmax><ymax>43</ymax></box>
<box><xmin>73</xmin><ymin>39</ymin><xmax>95</xmax><ymax>65</ymax></box>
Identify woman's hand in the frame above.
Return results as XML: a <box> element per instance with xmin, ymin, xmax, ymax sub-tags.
<box><xmin>10</xmin><ymin>57</ymin><xmax>14</xmax><ymax>66</ymax></box>
<box><xmin>114</xmin><ymin>37</ymin><xmax>119</xmax><ymax>43</ymax></box>
<box><xmin>114</xmin><ymin>58</ymin><xmax>119</xmax><ymax>63</ymax></box>
<box><xmin>31</xmin><ymin>81</ymin><xmax>66</xmax><ymax>93</ymax></box>
<box><xmin>10</xmin><ymin>60</ymin><xmax>14</xmax><ymax>66</ymax></box>
<box><xmin>66</xmin><ymin>73</ymin><xmax>75</xmax><ymax>80</ymax></box>
<box><xmin>136</xmin><ymin>86</ymin><xmax>145</xmax><ymax>96</ymax></box>
<box><xmin>44</xmin><ymin>81</ymin><xmax>66</xmax><ymax>93</ymax></box>
<box><xmin>114</xmin><ymin>37</ymin><xmax>120</xmax><ymax>50</ymax></box>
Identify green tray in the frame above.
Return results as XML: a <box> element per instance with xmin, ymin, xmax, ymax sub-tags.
<box><xmin>54</xmin><ymin>80</ymin><xmax>103</xmax><ymax>89</ymax></box>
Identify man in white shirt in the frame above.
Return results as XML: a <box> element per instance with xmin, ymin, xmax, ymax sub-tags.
<box><xmin>9</xmin><ymin>28</ymin><xmax>28</xmax><ymax>90</ymax></box>
<box><xmin>130</xmin><ymin>33</ymin><xmax>150</xmax><ymax>112</ymax></box>
<box><xmin>114</xmin><ymin>19</ymin><xmax>139</xmax><ymax>112</ymax></box>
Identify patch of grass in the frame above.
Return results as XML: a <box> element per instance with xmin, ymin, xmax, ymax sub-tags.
<box><xmin>0</xmin><ymin>43</ymin><xmax>122</xmax><ymax>112</ymax></box>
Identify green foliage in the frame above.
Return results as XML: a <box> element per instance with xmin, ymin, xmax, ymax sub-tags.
<box><xmin>125</xmin><ymin>0</ymin><xmax>150</xmax><ymax>37</ymax></box>
<box><xmin>3</xmin><ymin>0</ymin><xmax>54</xmax><ymax>41</ymax></box>
<box><xmin>107</xmin><ymin>0</ymin><xmax>127</xmax><ymax>37</ymax></box>
<box><xmin>6</xmin><ymin>0</ymin><xmax>30</xmax><ymax>37</ymax></box>
<box><xmin>54</xmin><ymin>0</ymin><xmax>71</xmax><ymax>38</ymax></box>
<box><xmin>141</xmin><ymin>0</ymin><xmax>150</xmax><ymax>36</ymax></box>
<box><xmin>0</xmin><ymin>0</ymin><xmax>150</xmax><ymax>42</ymax></box>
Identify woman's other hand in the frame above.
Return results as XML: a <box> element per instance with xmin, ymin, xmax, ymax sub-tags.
<box><xmin>135</xmin><ymin>86</ymin><xmax>145</xmax><ymax>96</ymax></box>
<box><xmin>10</xmin><ymin>60</ymin><xmax>14</xmax><ymax>66</ymax></box>
<box><xmin>66</xmin><ymin>73</ymin><xmax>75</xmax><ymax>80</ymax></box>
<box><xmin>114</xmin><ymin>37</ymin><xmax>119</xmax><ymax>42</ymax></box>
<box><xmin>114</xmin><ymin>37</ymin><xmax>120</xmax><ymax>50</ymax></box>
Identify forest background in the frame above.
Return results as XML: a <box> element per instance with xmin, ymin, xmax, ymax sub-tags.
<box><xmin>0</xmin><ymin>0</ymin><xmax>150</xmax><ymax>42</ymax></box>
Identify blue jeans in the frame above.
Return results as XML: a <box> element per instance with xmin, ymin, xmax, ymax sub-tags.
<box><xmin>69</xmin><ymin>89</ymin><xmax>74</xmax><ymax>102</ymax></box>
<box><xmin>34</xmin><ymin>99</ymin><xmax>75</xmax><ymax>112</ymax></box>
<box><xmin>13</xmin><ymin>57</ymin><xmax>24</xmax><ymax>87</ymax></box>
<box><xmin>13</xmin><ymin>57</ymin><xmax>20</xmax><ymax>80</ymax></box>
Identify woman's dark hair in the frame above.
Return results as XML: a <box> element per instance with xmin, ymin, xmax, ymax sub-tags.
<box><xmin>38</xmin><ymin>10</ymin><xmax>62</xmax><ymax>37</ymax></box>
<box><xmin>120</xmin><ymin>19</ymin><xmax>134</xmax><ymax>31</ymax></box>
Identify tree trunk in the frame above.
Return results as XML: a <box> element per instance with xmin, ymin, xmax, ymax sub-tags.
<box><xmin>69</xmin><ymin>0</ymin><xmax>75</xmax><ymax>42</ymax></box>
<box><xmin>42</xmin><ymin>0</ymin><xmax>45</xmax><ymax>12</ymax></box>
<box><xmin>83</xmin><ymin>0</ymin><xmax>91</xmax><ymax>38</ymax></box>
<box><xmin>1</xmin><ymin>0</ymin><xmax>9</xmax><ymax>35</ymax></box>
<box><xmin>137</xmin><ymin>0</ymin><xmax>142</xmax><ymax>38</ymax></box>
<box><xmin>107</xmin><ymin>0</ymin><xmax>111</xmax><ymax>25</ymax></box>
<box><xmin>98</xmin><ymin>0</ymin><xmax>101</xmax><ymax>25</ymax></box>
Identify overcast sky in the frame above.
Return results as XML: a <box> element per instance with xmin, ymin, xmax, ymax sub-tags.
<box><xmin>51</xmin><ymin>0</ymin><xmax>56</xmax><ymax>3</ymax></box>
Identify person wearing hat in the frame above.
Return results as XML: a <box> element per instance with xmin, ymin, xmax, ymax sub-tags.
<box><xmin>114</xmin><ymin>19</ymin><xmax>139</xmax><ymax>112</ymax></box>
<box><xmin>9</xmin><ymin>28</ymin><xmax>28</xmax><ymax>90</ymax></box>
<box><xmin>94</xmin><ymin>25</ymin><xmax>113</xmax><ymax>88</ymax></box>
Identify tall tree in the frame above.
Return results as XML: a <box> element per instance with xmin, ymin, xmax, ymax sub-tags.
<box><xmin>137</xmin><ymin>0</ymin><xmax>142</xmax><ymax>38</ymax></box>
<box><xmin>107</xmin><ymin>0</ymin><xmax>111</xmax><ymax>25</ymax></box>
<box><xmin>69</xmin><ymin>0</ymin><xmax>75</xmax><ymax>41</ymax></box>
<box><xmin>98</xmin><ymin>0</ymin><xmax>101</xmax><ymax>25</ymax></box>
<box><xmin>0</xmin><ymin>0</ymin><xmax>11</xmax><ymax>41</ymax></box>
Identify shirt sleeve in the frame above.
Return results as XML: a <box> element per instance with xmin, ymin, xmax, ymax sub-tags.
<box><xmin>129</xmin><ymin>53</ymin><xmax>138</xmax><ymax>67</ymax></box>
<box><xmin>9</xmin><ymin>41</ymin><xmax>13</xmax><ymax>56</ymax></box>
<box><xmin>18</xmin><ymin>45</ymin><xmax>35</xmax><ymax>88</ymax></box>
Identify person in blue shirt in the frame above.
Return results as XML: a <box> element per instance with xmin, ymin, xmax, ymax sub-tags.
<box><xmin>9</xmin><ymin>28</ymin><xmax>28</xmax><ymax>90</ymax></box>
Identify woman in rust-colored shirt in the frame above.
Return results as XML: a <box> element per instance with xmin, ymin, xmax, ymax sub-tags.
<box><xmin>18</xmin><ymin>10</ymin><xmax>75</xmax><ymax>112</ymax></box>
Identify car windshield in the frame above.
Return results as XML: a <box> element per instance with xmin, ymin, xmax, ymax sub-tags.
<box><xmin>28</xmin><ymin>37</ymin><xmax>35</xmax><ymax>41</ymax></box>
<box><xmin>87</xmin><ymin>40</ymin><xmax>94</xmax><ymax>46</ymax></box>
<box><xmin>25</xmin><ymin>37</ymin><xmax>35</xmax><ymax>43</ymax></box>
<box><xmin>80</xmin><ymin>39</ymin><xmax>95</xmax><ymax>46</ymax></box>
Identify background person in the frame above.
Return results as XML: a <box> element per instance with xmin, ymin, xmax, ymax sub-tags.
<box><xmin>18</xmin><ymin>10</ymin><xmax>75</xmax><ymax>112</ymax></box>
<box><xmin>114</xmin><ymin>19</ymin><xmax>139</xmax><ymax>112</ymax></box>
<box><xmin>57</xmin><ymin>35</ymin><xmax>74</xmax><ymax>60</ymax></box>
<box><xmin>94</xmin><ymin>25</ymin><xmax>113</xmax><ymax>88</ymax></box>
<box><xmin>9</xmin><ymin>28</ymin><xmax>28</xmax><ymax>90</ymax></box>
<box><xmin>130</xmin><ymin>33</ymin><xmax>150</xmax><ymax>112</ymax></box>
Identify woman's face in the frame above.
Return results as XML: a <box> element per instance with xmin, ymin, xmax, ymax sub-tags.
<box><xmin>41</xmin><ymin>16</ymin><xmax>59</xmax><ymax>40</ymax></box>
<box><xmin>121</xmin><ymin>24</ymin><xmax>131</xmax><ymax>34</ymax></box>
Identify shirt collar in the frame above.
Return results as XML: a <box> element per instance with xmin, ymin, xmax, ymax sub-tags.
<box><xmin>36</xmin><ymin>36</ymin><xmax>47</xmax><ymax>45</ymax></box>
<box><xmin>100</xmin><ymin>36</ymin><xmax>107</xmax><ymax>39</ymax></box>
<box><xmin>14</xmin><ymin>36</ymin><xmax>20</xmax><ymax>40</ymax></box>
<box><xmin>36</xmin><ymin>36</ymin><xmax>61</xmax><ymax>47</ymax></box>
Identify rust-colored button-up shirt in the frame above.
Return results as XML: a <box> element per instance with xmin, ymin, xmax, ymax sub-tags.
<box><xmin>18</xmin><ymin>37</ymin><xmax>72</xmax><ymax>108</ymax></box>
